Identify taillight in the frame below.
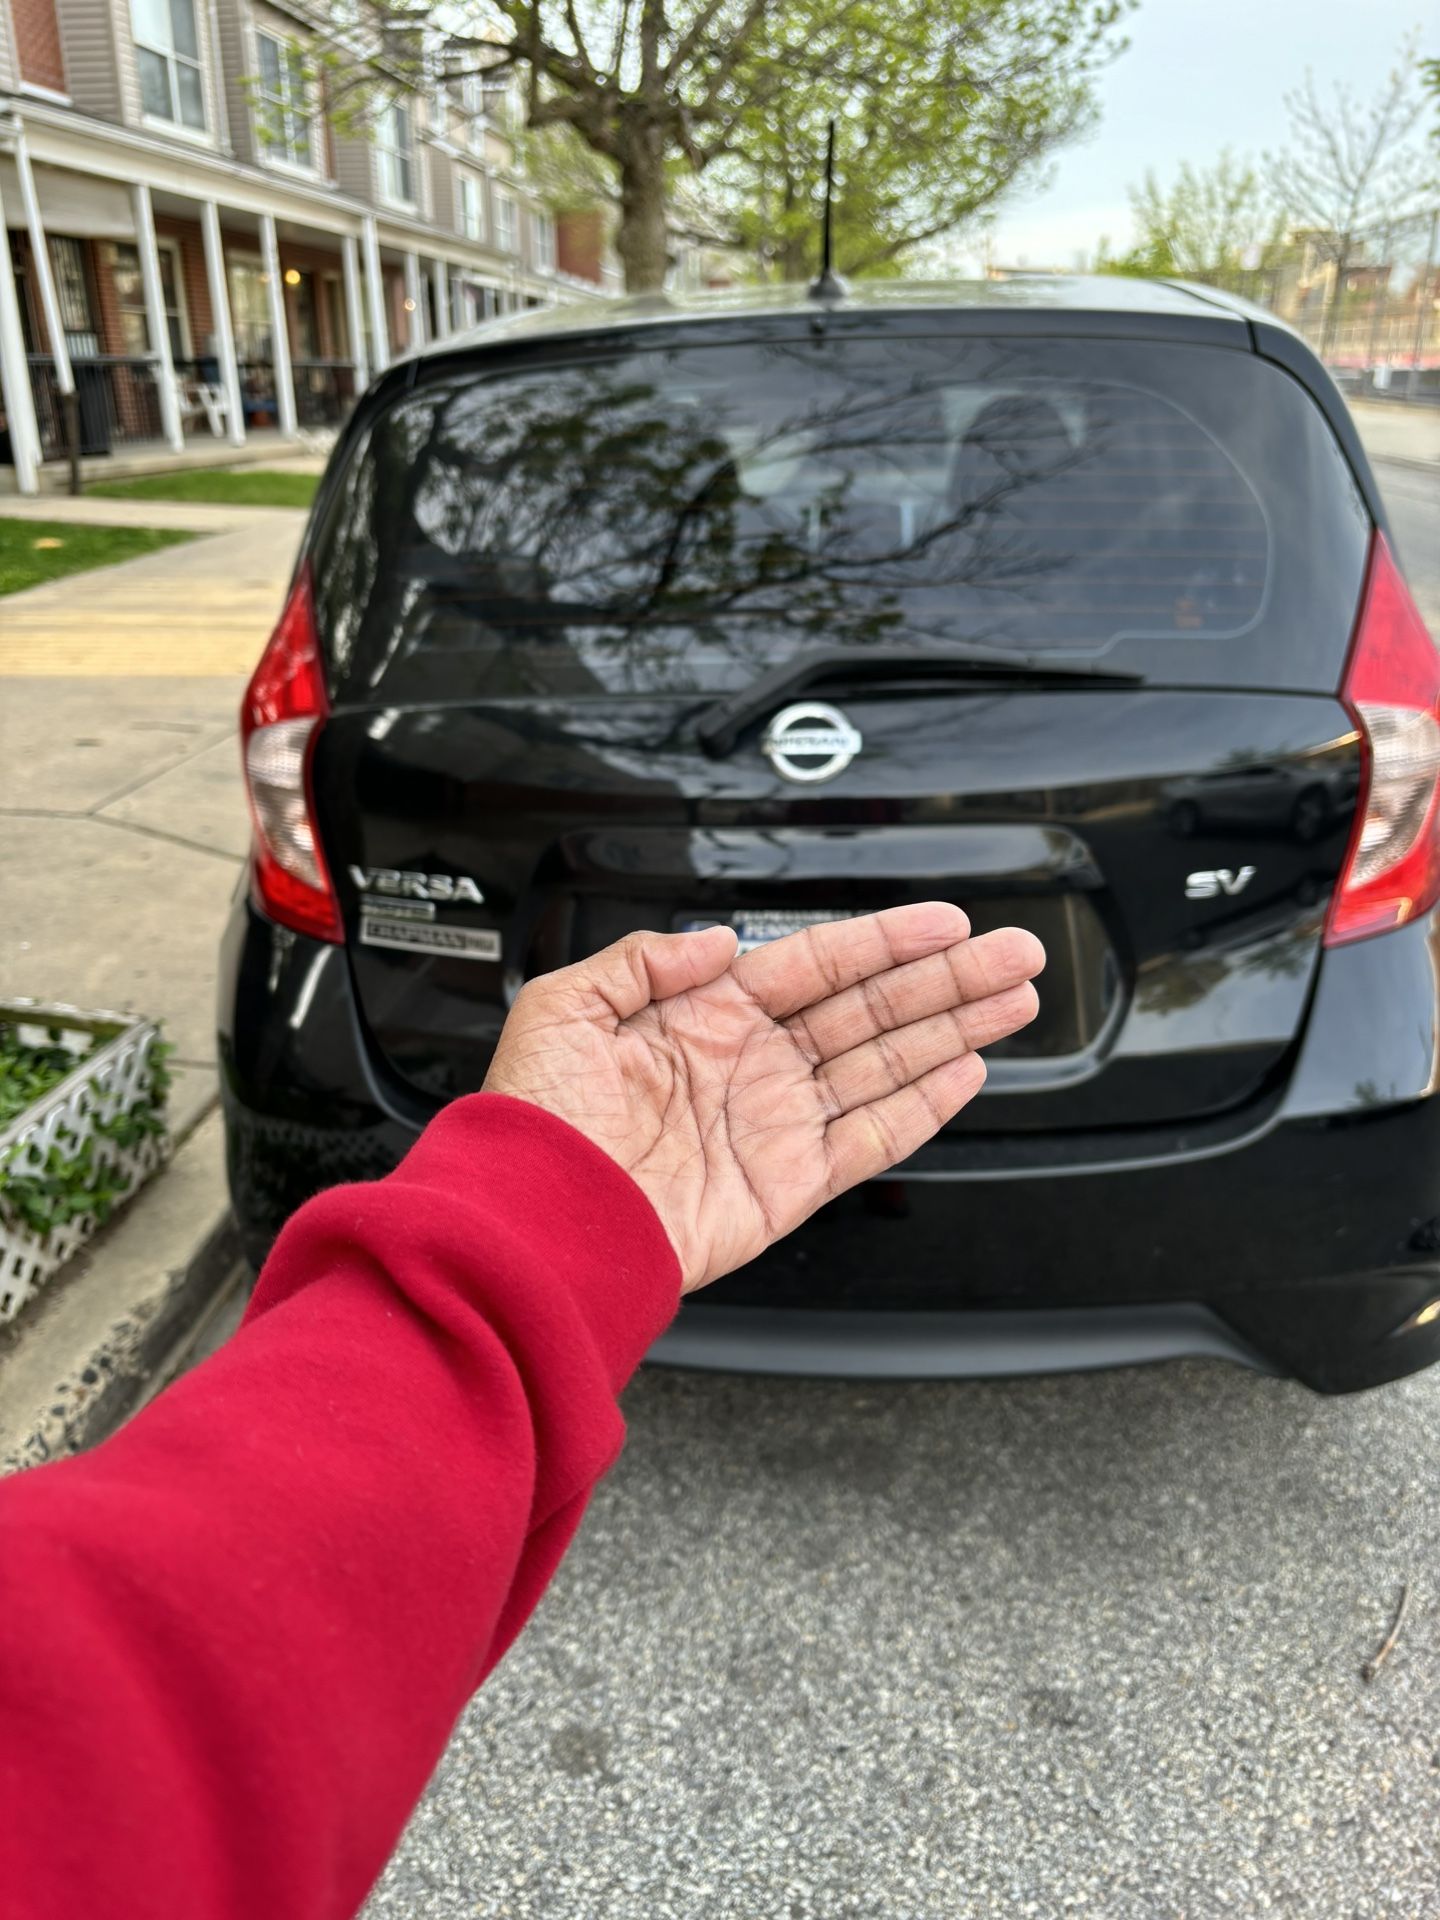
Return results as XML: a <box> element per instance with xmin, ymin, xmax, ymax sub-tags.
<box><xmin>240</xmin><ymin>563</ymin><xmax>343</xmax><ymax>943</ymax></box>
<box><xmin>1325</xmin><ymin>533</ymin><xmax>1440</xmax><ymax>948</ymax></box>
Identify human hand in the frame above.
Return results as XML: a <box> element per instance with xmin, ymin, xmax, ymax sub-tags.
<box><xmin>483</xmin><ymin>905</ymin><xmax>1044</xmax><ymax>1293</ymax></box>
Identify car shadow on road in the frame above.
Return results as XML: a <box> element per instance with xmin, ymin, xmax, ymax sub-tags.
<box><xmin>612</xmin><ymin>1354</ymin><xmax>1421</xmax><ymax>1608</ymax></box>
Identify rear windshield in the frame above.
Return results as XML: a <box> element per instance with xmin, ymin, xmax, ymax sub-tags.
<box><xmin>314</xmin><ymin>332</ymin><xmax>1369</xmax><ymax>701</ymax></box>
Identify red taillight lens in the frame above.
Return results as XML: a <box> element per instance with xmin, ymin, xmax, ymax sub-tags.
<box><xmin>1325</xmin><ymin>534</ymin><xmax>1440</xmax><ymax>948</ymax></box>
<box><xmin>240</xmin><ymin>563</ymin><xmax>343</xmax><ymax>944</ymax></box>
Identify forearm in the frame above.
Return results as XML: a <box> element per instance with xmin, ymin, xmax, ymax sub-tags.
<box><xmin>0</xmin><ymin>1095</ymin><xmax>680</xmax><ymax>1920</ymax></box>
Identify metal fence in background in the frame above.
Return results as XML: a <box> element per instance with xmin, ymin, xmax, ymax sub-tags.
<box><xmin>1190</xmin><ymin>208</ymin><xmax>1440</xmax><ymax>404</ymax></box>
<box><xmin>27</xmin><ymin>354</ymin><xmax>164</xmax><ymax>459</ymax></box>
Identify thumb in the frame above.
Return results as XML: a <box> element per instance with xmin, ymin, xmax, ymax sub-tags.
<box><xmin>577</xmin><ymin>923</ymin><xmax>741</xmax><ymax>1020</ymax></box>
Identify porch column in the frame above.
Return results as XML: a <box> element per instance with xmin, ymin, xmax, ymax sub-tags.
<box><xmin>362</xmin><ymin>215</ymin><xmax>388</xmax><ymax>374</ymax></box>
<box><xmin>430</xmin><ymin>258</ymin><xmax>450</xmax><ymax>339</ymax></box>
<box><xmin>403</xmin><ymin>251</ymin><xmax>425</xmax><ymax>348</ymax></box>
<box><xmin>341</xmin><ymin>234</ymin><xmax>369</xmax><ymax>390</ymax></box>
<box><xmin>131</xmin><ymin>182</ymin><xmax>184</xmax><ymax>451</ymax></box>
<box><xmin>199</xmin><ymin>199</ymin><xmax>245</xmax><ymax>448</ymax></box>
<box><xmin>13</xmin><ymin>129</ymin><xmax>71</xmax><ymax>396</ymax></box>
<box><xmin>258</xmin><ymin>213</ymin><xmax>296</xmax><ymax>437</ymax></box>
<box><xmin>0</xmin><ymin>184</ymin><xmax>42</xmax><ymax>494</ymax></box>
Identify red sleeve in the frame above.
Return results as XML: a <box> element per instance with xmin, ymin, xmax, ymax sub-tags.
<box><xmin>0</xmin><ymin>1094</ymin><xmax>681</xmax><ymax>1920</ymax></box>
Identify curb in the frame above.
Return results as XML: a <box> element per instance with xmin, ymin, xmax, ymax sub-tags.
<box><xmin>1370</xmin><ymin>453</ymin><xmax>1440</xmax><ymax>478</ymax></box>
<box><xmin>0</xmin><ymin>1110</ymin><xmax>248</xmax><ymax>1473</ymax></box>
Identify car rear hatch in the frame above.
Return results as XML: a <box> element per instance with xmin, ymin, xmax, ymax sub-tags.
<box><xmin>306</xmin><ymin>324</ymin><xmax>1373</xmax><ymax>1135</ymax></box>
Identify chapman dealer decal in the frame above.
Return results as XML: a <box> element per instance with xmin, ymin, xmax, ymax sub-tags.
<box><xmin>359</xmin><ymin>908</ymin><xmax>501</xmax><ymax>962</ymax></box>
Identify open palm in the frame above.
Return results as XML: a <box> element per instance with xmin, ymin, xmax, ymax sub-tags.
<box><xmin>485</xmin><ymin>904</ymin><xmax>1044</xmax><ymax>1292</ymax></box>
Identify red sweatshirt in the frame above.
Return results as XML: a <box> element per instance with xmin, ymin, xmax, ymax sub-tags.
<box><xmin>0</xmin><ymin>1095</ymin><xmax>681</xmax><ymax>1920</ymax></box>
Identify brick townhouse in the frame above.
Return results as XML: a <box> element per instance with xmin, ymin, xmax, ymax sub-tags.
<box><xmin>0</xmin><ymin>0</ymin><xmax>616</xmax><ymax>491</ymax></box>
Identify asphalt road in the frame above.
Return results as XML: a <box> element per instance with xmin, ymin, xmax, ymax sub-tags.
<box><xmin>365</xmin><ymin>451</ymin><xmax>1440</xmax><ymax>1919</ymax></box>
<box><xmin>367</xmin><ymin>1362</ymin><xmax>1440</xmax><ymax>1920</ymax></box>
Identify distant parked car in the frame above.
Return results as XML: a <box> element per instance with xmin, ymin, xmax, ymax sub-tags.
<box><xmin>1164</xmin><ymin>758</ymin><xmax>1362</xmax><ymax>844</ymax></box>
<box><xmin>220</xmin><ymin>277</ymin><xmax>1440</xmax><ymax>1392</ymax></box>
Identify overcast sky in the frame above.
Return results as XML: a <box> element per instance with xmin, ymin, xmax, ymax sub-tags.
<box><xmin>960</xmin><ymin>0</ymin><xmax>1434</xmax><ymax>271</ymax></box>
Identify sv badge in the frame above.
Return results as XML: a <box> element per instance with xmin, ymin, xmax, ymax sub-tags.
<box><xmin>1185</xmin><ymin>866</ymin><xmax>1256</xmax><ymax>901</ymax></box>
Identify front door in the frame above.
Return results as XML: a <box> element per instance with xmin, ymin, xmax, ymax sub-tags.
<box><xmin>228</xmin><ymin>255</ymin><xmax>276</xmax><ymax>424</ymax></box>
<box><xmin>110</xmin><ymin>240</ymin><xmax>189</xmax><ymax>361</ymax></box>
<box><xmin>48</xmin><ymin>236</ymin><xmax>100</xmax><ymax>358</ymax></box>
<box><xmin>291</xmin><ymin>269</ymin><xmax>320</xmax><ymax>360</ymax></box>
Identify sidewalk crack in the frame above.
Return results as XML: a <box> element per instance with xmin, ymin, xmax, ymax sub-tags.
<box><xmin>86</xmin><ymin>724</ymin><xmax>237</xmax><ymax>815</ymax></box>
<box><xmin>0</xmin><ymin>806</ymin><xmax>243</xmax><ymax>864</ymax></box>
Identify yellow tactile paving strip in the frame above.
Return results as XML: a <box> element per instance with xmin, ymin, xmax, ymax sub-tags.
<box><xmin>0</xmin><ymin>510</ymin><xmax>303</xmax><ymax>677</ymax></box>
<box><xmin>0</xmin><ymin>610</ymin><xmax>282</xmax><ymax>676</ymax></box>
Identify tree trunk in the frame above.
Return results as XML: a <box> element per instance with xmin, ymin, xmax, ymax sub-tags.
<box><xmin>615</xmin><ymin>130</ymin><xmax>670</xmax><ymax>293</ymax></box>
<box><xmin>1320</xmin><ymin>237</ymin><xmax>1350</xmax><ymax>359</ymax></box>
<box><xmin>776</xmin><ymin>234</ymin><xmax>810</xmax><ymax>283</ymax></box>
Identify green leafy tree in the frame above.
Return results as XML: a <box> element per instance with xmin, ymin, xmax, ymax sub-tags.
<box><xmin>704</xmin><ymin>0</ymin><xmax>1134</xmax><ymax>282</ymax></box>
<box><xmin>1109</xmin><ymin>150</ymin><xmax>1288</xmax><ymax>286</ymax></box>
<box><xmin>312</xmin><ymin>0</ymin><xmax>1132</xmax><ymax>293</ymax></box>
<box><xmin>1422</xmin><ymin>55</ymin><xmax>1439</xmax><ymax>141</ymax></box>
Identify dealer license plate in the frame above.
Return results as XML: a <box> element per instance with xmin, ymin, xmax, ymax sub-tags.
<box><xmin>678</xmin><ymin>910</ymin><xmax>851</xmax><ymax>955</ymax></box>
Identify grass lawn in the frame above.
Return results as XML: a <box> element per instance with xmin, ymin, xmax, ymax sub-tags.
<box><xmin>0</xmin><ymin>518</ymin><xmax>194</xmax><ymax>598</ymax></box>
<box><xmin>87</xmin><ymin>468</ymin><xmax>320</xmax><ymax>509</ymax></box>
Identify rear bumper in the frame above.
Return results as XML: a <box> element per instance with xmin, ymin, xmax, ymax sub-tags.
<box><xmin>219</xmin><ymin>893</ymin><xmax>1440</xmax><ymax>1392</ymax></box>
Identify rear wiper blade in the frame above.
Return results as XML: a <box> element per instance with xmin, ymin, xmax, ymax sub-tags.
<box><xmin>696</xmin><ymin>646</ymin><xmax>1142</xmax><ymax>758</ymax></box>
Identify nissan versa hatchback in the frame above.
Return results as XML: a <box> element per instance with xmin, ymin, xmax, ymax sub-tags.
<box><xmin>219</xmin><ymin>278</ymin><xmax>1440</xmax><ymax>1394</ymax></box>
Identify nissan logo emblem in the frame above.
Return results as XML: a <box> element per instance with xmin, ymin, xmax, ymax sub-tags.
<box><xmin>762</xmin><ymin>702</ymin><xmax>863</xmax><ymax>783</ymax></box>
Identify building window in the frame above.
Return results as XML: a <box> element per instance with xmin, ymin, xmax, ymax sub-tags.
<box><xmin>111</xmin><ymin>240</ymin><xmax>188</xmax><ymax>359</ymax></box>
<box><xmin>376</xmin><ymin>102</ymin><xmax>414</xmax><ymax>206</ymax></box>
<box><xmin>458</xmin><ymin>173</ymin><xmax>484</xmax><ymax>241</ymax></box>
<box><xmin>255</xmin><ymin>31</ymin><xmax>312</xmax><ymax>170</ymax></box>
<box><xmin>131</xmin><ymin>0</ymin><xmax>206</xmax><ymax>132</ymax></box>
<box><xmin>531</xmin><ymin>210</ymin><xmax>555</xmax><ymax>271</ymax></box>
<box><xmin>495</xmin><ymin>193</ymin><xmax>516</xmax><ymax>254</ymax></box>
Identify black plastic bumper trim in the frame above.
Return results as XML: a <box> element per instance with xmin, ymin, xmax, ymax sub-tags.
<box><xmin>649</xmin><ymin>1303</ymin><xmax>1273</xmax><ymax>1380</ymax></box>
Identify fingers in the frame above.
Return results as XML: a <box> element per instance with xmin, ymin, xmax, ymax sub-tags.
<box><xmin>816</xmin><ymin>981</ymin><xmax>1040</xmax><ymax>1116</ymax></box>
<box><xmin>556</xmin><ymin>924</ymin><xmax>739</xmax><ymax>1022</ymax></box>
<box><xmin>787</xmin><ymin>924</ymin><xmax>1046</xmax><ymax>1064</ymax></box>
<box><xmin>733</xmin><ymin>902</ymin><xmax>971</xmax><ymax>1019</ymax></box>
<box><xmin>825</xmin><ymin>1053</ymin><xmax>990</xmax><ymax>1196</ymax></box>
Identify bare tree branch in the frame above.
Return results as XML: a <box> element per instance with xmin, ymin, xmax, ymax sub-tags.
<box><xmin>1268</xmin><ymin>39</ymin><xmax>1435</xmax><ymax>263</ymax></box>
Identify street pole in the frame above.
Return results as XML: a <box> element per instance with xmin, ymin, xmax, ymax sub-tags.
<box><xmin>1367</xmin><ymin>227</ymin><xmax>1391</xmax><ymax>381</ymax></box>
<box><xmin>1321</xmin><ymin>236</ymin><xmax>1350</xmax><ymax>362</ymax></box>
<box><xmin>1411</xmin><ymin>207</ymin><xmax>1439</xmax><ymax>391</ymax></box>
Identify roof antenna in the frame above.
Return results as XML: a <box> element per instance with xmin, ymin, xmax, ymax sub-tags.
<box><xmin>808</xmin><ymin>118</ymin><xmax>847</xmax><ymax>301</ymax></box>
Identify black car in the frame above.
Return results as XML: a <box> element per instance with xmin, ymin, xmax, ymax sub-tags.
<box><xmin>219</xmin><ymin>276</ymin><xmax>1440</xmax><ymax>1393</ymax></box>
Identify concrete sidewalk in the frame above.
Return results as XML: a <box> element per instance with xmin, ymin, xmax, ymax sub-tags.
<box><xmin>0</xmin><ymin>503</ymin><xmax>308</xmax><ymax>676</ymax></box>
<box><xmin>1347</xmin><ymin>399</ymin><xmax>1440</xmax><ymax>471</ymax></box>
<box><xmin>0</xmin><ymin>501</ymin><xmax>306</xmax><ymax>1454</ymax></box>
<box><xmin>0</xmin><ymin>494</ymin><xmax>302</xmax><ymax>531</ymax></box>
<box><xmin>1</xmin><ymin>505</ymin><xmax>305</xmax><ymax>1135</ymax></box>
